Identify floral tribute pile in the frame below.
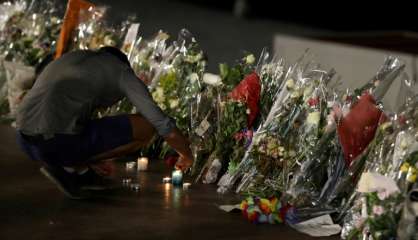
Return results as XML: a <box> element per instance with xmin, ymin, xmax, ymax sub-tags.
<box><xmin>0</xmin><ymin>1</ymin><xmax>417</xmax><ymax>238</ymax></box>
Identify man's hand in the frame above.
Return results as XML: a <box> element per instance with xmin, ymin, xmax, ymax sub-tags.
<box><xmin>164</xmin><ymin>127</ymin><xmax>194</xmax><ymax>172</ymax></box>
<box><xmin>175</xmin><ymin>154</ymin><xmax>193</xmax><ymax>171</ymax></box>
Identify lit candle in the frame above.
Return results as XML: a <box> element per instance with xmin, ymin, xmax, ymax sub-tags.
<box><xmin>131</xmin><ymin>183</ymin><xmax>140</xmax><ymax>191</ymax></box>
<box><xmin>183</xmin><ymin>182</ymin><xmax>191</xmax><ymax>190</ymax></box>
<box><xmin>126</xmin><ymin>161</ymin><xmax>136</xmax><ymax>170</ymax></box>
<box><xmin>122</xmin><ymin>178</ymin><xmax>132</xmax><ymax>185</ymax></box>
<box><xmin>137</xmin><ymin>157</ymin><xmax>149</xmax><ymax>171</ymax></box>
<box><xmin>162</xmin><ymin>177</ymin><xmax>171</xmax><ymax>183</ymax></box>
<box><xmin>171</xmin><ymin>170</ymin><xmax>183</xmax><ymax>186</ymax></box>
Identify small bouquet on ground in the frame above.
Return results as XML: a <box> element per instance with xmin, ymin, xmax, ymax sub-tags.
<box><xmin>239</xmin><ymin>195</ymin><xmax>293</xmax><ymax>224</ymax></box>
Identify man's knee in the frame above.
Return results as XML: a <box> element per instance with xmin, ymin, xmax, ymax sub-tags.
<box><xmin>128</xmin><ymin>114</ymin><xmax>156</xmax><ymax>143</ymax></box>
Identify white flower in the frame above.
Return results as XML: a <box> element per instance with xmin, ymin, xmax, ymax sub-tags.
<box><xmin>203</xmin><ymin>73</ymin><xmax>222</xmax><ymax>86</ymax></box>
<box><xmin>189</xmin><ymin>73</ymin><xmax>199</xmax><ymax>84</ymax></box>
<box><xmin>286</xmin><ymin>79</ymin><xmax>295</xmax><ymax>89</ymax></box>
<box><xmin>169</xmin><ymin>99</ymin><xmax>179</xmax><ymax>109</ymax></box>
<box><xmin>246</xmin><ymin>108</ymin><xmax>251</xmax><ymax>115</ymax></box>
<box><xmin>245</xmin><ymin>54</ymin><xmax>255</xmax><ymax>65</ymax></box>
<box><xmin>307</xmin><ymin>111</ymin><xmax>321</xmax><ymax>125</ymax></box>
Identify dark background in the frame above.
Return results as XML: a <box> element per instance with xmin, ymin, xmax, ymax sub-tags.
<box><xmin>84</xmin><ymin>0</ymin><xmax>418</xmax><ymax>71</ymax></box>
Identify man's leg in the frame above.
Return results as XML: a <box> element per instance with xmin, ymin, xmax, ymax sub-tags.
<box><xmin>88</xmin><ymin>114</ymin><xmax>156</xmax><ymax>162</ymax></box>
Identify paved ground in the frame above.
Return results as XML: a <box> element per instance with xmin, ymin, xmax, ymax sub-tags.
<box><xmin>0</xmin><ymin>124</ymin><xmax>340</xmax><ymax>240</ymax></box>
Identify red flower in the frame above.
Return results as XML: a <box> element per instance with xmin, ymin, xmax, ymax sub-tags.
<box><xmin>307</xmin><ymin>97</ymin><xmax>319</xmax><ymax>107</ymax></box>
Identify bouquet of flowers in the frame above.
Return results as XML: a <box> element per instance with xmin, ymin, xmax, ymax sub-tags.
<box><xmin>0</xmin><ymin>1</ymin><xmax>61</xmax><ymax>66</ymax></box>
<box><xmin>133</xmin><ymin>29</ymin><xmax>206</xmax><ymax>159</ymax></box>
<box><xmin>188</xmin><ymin>80</ymin><xmax>220</xmax><ymax>180</ymax></box>
<box><xmin>285</xmin><ymin>57</ymin><xmax>406</xmax><ymax>224</ymax></box>
<box><xmin>0</xmin><ymin>0</ymin><xmax>62</xmax><ymax>119</ymax></box>
<box><xmin>245</xmin><ymin>64</ymin><xmax>335</xmax><ymax>198</ymax></box>
<box><xmin>71</xmin><ymin>6</ymin><xmax>125</xmax><ymax>51</ymax></box>
<box><xmin>341</xmin><ymin>136</ymin><xmax>418</xmax><ymax>240</ymax></box>
<box><xmin>191</xmin><ymin>54</ymin><xmax>257</xmax><ymax>182</ymax></box>
<box><xmin>150</xmin><ymin>29</ymin><xmax>206</xmax><ymax>133</ymax></box>
<box><xmin>217</xmin><ymin>53</ymin><xmax>306</xmax><ymax>195</ymax></box>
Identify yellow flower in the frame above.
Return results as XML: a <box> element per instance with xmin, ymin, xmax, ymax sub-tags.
<box><xmin>400</xmin><ymin>163</ymin><xmax>410</xmax><ymax>173</ymax></box>
<box><xmin>286</xmin><ymin>79</ymin><xmax>295</xmax><ymax>90</ymax></box>
<box><xmin>407</xmin><ymin>174</ymin><xmax>417</xmax><ymax>183</ymax></box>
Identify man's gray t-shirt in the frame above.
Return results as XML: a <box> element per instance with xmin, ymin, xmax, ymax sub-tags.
<box><xmin>16</xmin><ymin>50</ymin><xmax>175</xmax><ymax>137</ymax></box>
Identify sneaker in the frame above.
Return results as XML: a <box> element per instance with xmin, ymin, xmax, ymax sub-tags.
<box><xmin>40</xmin><ymin>166</ymin><xmax>84</xmax><ymax>200</ymax></box>
<box><xmin>77</xmin><ymin>169</ymin><xmax>117</xmax><ymax>191</ymax></box>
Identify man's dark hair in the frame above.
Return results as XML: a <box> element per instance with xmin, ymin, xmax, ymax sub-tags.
<box><xmin>98</xmin><ymin>46</ymin><xmax>131</xmax><ymax>67</ymax></box>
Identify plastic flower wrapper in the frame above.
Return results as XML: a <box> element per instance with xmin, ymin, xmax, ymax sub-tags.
<box><xmin>71</xmin><ymin>6</ymin><xmax>124</xmax><ymax>51</ymax></box>
<box><xmin>243</xmin><ymin>65</ymin><xmax>335</xmax><ymax>198</ymax></box>
<box><xmin>0</xmin><ymin>0</ymin><xmax>26</xmax><ymax>32</ymax></box>
<box><xmin>340</xmin><ymin>121</ymin><xmax>402</xmax><ymax>239</ymax></box>
<box><xmin>166</xmin><ymin>29</ymin><xmax>206</xmax><ymax>132</ymax></box>
<box><xmin>189</xmin><ymin>85</ymin><xmax>220</xmax><ymax>180</ymax></box>
<box><xmin>192</xmin><ymin>56</ymin><xmax>258</xmax><ymax>183</ymax></box>
<box><xmin>255</xmin><ymin>48</ymin><xmax>286</xmax><ymax>123</ymax></box>
<box><xmin>199</xmin><ymin>72</ymin><xmax>260</xmax><ymax>184</ymax></box>
<box><xmin>130</xmin><ymin>30</ymin><xmax>173</xmax><ymax>88</ymax></box>
<box><xmin>216</xmin><ymin>52</ymin><xmax>322</xmax><ymax>196</ymax></box>
<box><xmin>217</xmin><ymin>53</ymin><xmax>310</xmax><ymax>195</ymax></box>
<box><xmin>340</xmin><ymin>97</ymin><xmax>418</xmax><ymax>239</ymax></box>
<box><xmin>286</xmin><ymin>57</ymin><xmax>406</xmax><ymax>224</ymax></box>
<box><xmin>137</xmin><ymin>29</ymin><xmax>206</xmax><ymax>159</ymax></box>
<box><xmin>0</xmin><ymin>1</ymin><xmax>62</xmax><ymax>66</ymax></box>
<box><xmin>397</xmin><ymin>185</ymin><xmax>418</xmax><ymax>240</ymax></box>
<box><xmin>341</xmin><ymin>173</ymin><xmax>404</xmax><ymax>240</ymax></box>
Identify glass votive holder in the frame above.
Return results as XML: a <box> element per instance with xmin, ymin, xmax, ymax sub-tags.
<box><xmin>172</xmin><ymin>170</ymin><xmax>183</xmax><ymax>187</ymax></box>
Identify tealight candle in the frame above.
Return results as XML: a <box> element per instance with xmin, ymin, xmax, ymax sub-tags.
<box><xmin>137</xmin><ymin>157</ymin><xmax>149</xmax><ymax>171</ymax></box>
<box><xmin>126</xmin><ymin>161</ymin><xmax>136</xmax><ymax>170</ymax></box>
<box><xmin>162</xmin><ymin>177</ymin><xmax>171</xmax><ymax>183</ymax></box>
<box><xmin>183</xmin><ymin>182</ymin><xmax>191</xmax><ymax>190</ymax></box>
<box><xmin>122</xmin><ymin>178</ymin><xmax>132</xmax><ymax>185</ymax></box>
<box><xmin>172</xmin><ymin>170</ymin><xmax>183</xmax><ymax>186</ymax></box>
<box><xmin>131</xmin><ymin>183</ymin><xmax>140</xmax><ymax>191</ymax></box>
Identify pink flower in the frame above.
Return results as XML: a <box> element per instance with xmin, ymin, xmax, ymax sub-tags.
<box><xmin>372</xmin><ymin>205</ymin><xmax>384</xmax><ymax>216</ymax></box>
<box><xmin>377</xmin><ymin>190</ymin><xmax>389</xmax><ymax>200</ymax></box>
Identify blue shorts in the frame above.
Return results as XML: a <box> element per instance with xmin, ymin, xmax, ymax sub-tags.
<box><xmin>17</xmin><ymin>115</ymin><xmax>133</xmax><ymax>167</ymax></box>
